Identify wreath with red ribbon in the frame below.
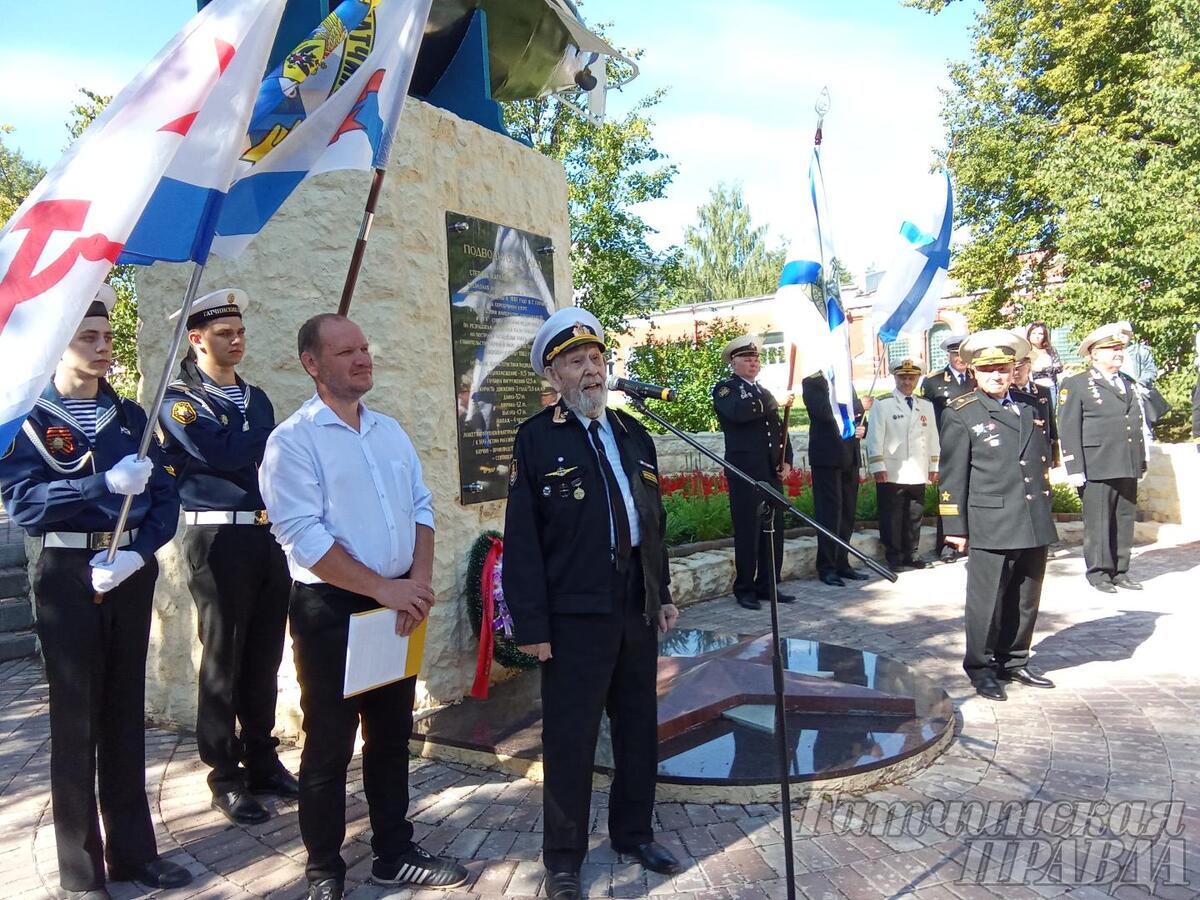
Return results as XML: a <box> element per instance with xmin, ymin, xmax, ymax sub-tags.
<box><xmin>467</xmin><ymin>531</ymin><xmax>537</xmax><ymax>698</ymax></box>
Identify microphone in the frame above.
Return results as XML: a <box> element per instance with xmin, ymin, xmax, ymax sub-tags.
<box><xmin>606</xmin><ymin>376</ymin><xmax>676</xmax><ymax>402</ymax></box>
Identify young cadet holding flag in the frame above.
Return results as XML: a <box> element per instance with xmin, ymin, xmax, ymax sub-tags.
<box><xmin>0</xmin><ymin>286</ymin><xmax>188</xmax><ymax>899</ymax></box>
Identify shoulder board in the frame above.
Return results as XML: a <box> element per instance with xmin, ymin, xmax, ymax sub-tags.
<box><xmin>950</xmin><ymin>393</ymin><xmax>979</xmax><ymax>410</ymax></box>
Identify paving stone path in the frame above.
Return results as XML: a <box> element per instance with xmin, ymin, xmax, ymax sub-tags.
<box><xmin>2</xmin><ymin>537</ymin><xmax>1198</xmax><ymax>899</ymax></box>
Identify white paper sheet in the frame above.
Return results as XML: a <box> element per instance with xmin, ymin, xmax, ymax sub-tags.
<box><xmin>343</xmin><ymin>608</ymin><xmax>427</xmax><ymax>698</ymax></box>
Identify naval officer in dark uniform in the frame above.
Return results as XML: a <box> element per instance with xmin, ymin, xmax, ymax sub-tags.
<box><xmin>923</xmin><ymin>332</ymin><xmax>976</xmax><ymax>561</ymax></box>
<box><xmin>1058</xmin><ymin>323</ymin><xmax>1147</xmax><ymax>593</ymax></box>
<box><xmin>503</xmin><ymin>308</ymin><xmax>681</xmax><ymax>900</ymax></box>
<box><xmin>938</xmin><ymin>329</ymin><xmax>1058</xmax><ymax>702</ymax></box>
<box><xmin>157</xmin><ymin>289</ymin><xmax>297</xmax><ymax>825</ymax></box>
<box><xmin>1011</xmin><ymin>340</ymin><xmax>1060</xmax><ymax>466</ymax></box>
<box><xmin>712</xmin><ymin>334</ymin><xmax>795</xmax><ymax>609</ymax></box>
<box><xmin>0</xmin><ymin>287</ymin><xmax>191</xmax><ymax>898</ymax></box>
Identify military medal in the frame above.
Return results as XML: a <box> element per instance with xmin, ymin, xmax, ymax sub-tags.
<box><xmin>45</xmin><ymin>426</ymin><xmax>74</xmax><ymax>456</ymax></box>
<box><xmin>573</xmin><ymin>487</ymin><xmax>585</xmax><ymax>500</ymax></box>
<box><xmin>242</xmin><ymin>420</ymin><xmax>250</xmax><ymax>432</ymax></box>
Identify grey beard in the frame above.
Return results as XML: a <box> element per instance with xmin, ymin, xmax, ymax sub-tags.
<box><xmin>559</xmin><ymin>381</ymin><xmax>608</xmax><ymax>420</ymax></box>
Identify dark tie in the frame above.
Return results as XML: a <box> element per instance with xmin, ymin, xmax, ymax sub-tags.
<box><xmin>588</xmin><ymin>420</ymin><xmax>632</xmax><ymax>560</ymax></box>
<box><xmin>906</xmin><ymin>396</ymin><xmax>913</xmax><ymax>410</ymax></box>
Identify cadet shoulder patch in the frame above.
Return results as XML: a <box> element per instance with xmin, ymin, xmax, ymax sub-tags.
<box><xmin>171</xmin><ymin>400</ymin><xmax>197</xmax><ymax>425</ymax></box>
<box><xmin>717</xmin><ymin>385</ymin><xmax>731</xmax><ymax>397</ymax></box>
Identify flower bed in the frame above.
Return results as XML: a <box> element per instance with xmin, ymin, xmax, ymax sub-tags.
<box><xmin>660</xmin><ymin>468</ymin><xmax>1081</xmax><ymax>547</ymax></box>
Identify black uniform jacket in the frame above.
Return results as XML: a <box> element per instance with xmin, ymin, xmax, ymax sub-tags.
<box><xmin>937</xmin><ymin>390</ymin><xmax>1057</xmax><ymax>550</ymax></box>
<box><xmin>1011</xmin><ymin>382</ymin><xmax>1060</xmax><ymax>467</ymax></box>
<box><xmin>1057</xmin><ymin>370</ymin><xmax>1146</xmax><ymax>481</ymax></box>
<box><xmin>1</xmin><ymin>383</ymin><xmax>180</xmax><ymax>562</ymax></box>
<box><xmin>502</xmin><ymin>401</ymin><xmax>670</xmax><ymax>646</ymax></box>
<box><xmin>802</xmin><ymin>374</ymin><xmax>864</xmax><ymax>469</ymax></box>
<box><xmin>712</xmin><ymin>375</ymin><xmax>793</xmax><ymax>478</ymax></box>
<box><xmin>922</xmin><ymin>366</ymin><xmax>976</xmax><ymax>427</ymax></box>
<box><xmin>158</xmin><ymin>371</ymin><xmax>275</xmax><ymax>512</ymax></box>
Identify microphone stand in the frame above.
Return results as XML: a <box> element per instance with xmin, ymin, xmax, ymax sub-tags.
<box><xmin>626</xmin><ymin>395</ymin><xmax>896</xmax><ymax>900</ymax></box>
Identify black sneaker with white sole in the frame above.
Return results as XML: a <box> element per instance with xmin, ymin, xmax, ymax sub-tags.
<box><xmin>371</xmin><ymin>844</ymin><xmax>469</xmax><ymax>889</ymax></box>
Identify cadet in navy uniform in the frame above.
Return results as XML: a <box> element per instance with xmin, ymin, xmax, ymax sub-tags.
<box><xmin>157</xmin><ymin>289</ymin><xmax>297</xmax><ymax>825</ymax></box>
<box><xmin>1011</xmin><ymin>342</ymin><xmax>1060</xmax><ymax>466</ymax></box>
<box><xmin>711</xmin><ymin>334</ymin><xmax>795</xmax><ymax>610</ymax></box>
<box><xmin>922</xmin><ymin>332</ymin><xmax>976</xmax><ymax>561</ymax></box>
<box><xmin>0</xmin><ymin>287</ymin><xmax>190</xmax><ymax>899</ymax></box>
<box><xmin>802</xmin><ymin>371</ymin><xmax>868</xmax><ymax>586</ymax></box>
<box><xmin>1058</xmin><ymin>324</ymin><xmax>1147</xmax><ymax>594</ymax></box>
<box><xmin>938</xmin><ymin>330</ymin><xmax>1058</xmax><ymax>702</ymax></box>
<box><xmin>504</xmin><ymin>308</ymin><xmax>681</xmax><ymax>900</ymax></box>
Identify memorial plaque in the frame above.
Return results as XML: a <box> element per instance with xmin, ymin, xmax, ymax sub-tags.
<box><xmin>447</xmin><ymin>212</ymin><xmax>558</xmax><ymax>504</ymax></box>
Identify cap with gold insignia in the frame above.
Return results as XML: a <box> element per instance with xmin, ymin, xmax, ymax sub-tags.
<box><xmin>892</xmin><ymin>358</ymin><xmax>923</xmax><ymax>376</ymax></box>
<box><xmin>940</xmin><ymin>332</ymin><xmax>968</xmax><ymax>353</ymax></box>
<box><xmin>721</xmin><ymin>333</ymin><xmax>762</xmax><ymax>364</ymax></box>
<box><xmin>1077</xmin><ymin>322</ymin><xmax>1131</xmax><ymax>359</ymax></box>
<box><xmin>960</xmin><ymin>329</ymin><xmax>1032</xmax><ymax>367</ymax></box>
<box><xmin>84</xmin><ymin>284</ymin><xmax>117</xmax><ymax>320</ymax></box>
<box><xmin>169</xmin><ymin>288</ymin><xmax>249</xmax><ymax>329</ymax></box>
<box><xmin>530</xmin><ymin>307</ymin><xmax>606</xmax><ymax>374</ymax></box>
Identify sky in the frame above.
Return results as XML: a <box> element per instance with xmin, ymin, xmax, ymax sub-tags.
<box><xmin>1</xmin><ymin>0</ymin><xmax>979</xmax><ymax>286</ymax></box>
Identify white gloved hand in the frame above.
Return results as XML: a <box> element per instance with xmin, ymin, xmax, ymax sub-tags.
<box><xmin>1066</xmin><ymin>472</ymin><xmax>1087</xmax><ymax>488</ymax></box>
<box><xmin>90</xmin><ymin>550</ymin><xmax>145</xmax><ymax>593</ymax></box>
<box><xmin>104</xmin><ymin>454</ymin><xmax>153</xmax><ymax>496</ymax></box>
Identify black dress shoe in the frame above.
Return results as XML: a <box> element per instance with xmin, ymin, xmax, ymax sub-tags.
<box><xmin>307</xmin><ymin>878</ymin><xmax>343</xmax><ymax>900</ymax></box>
<box><xmin>1090</xmin><ymin>580</ymin><xmax>1118</xmax><ymax>594</ymax></box>
<box><xmin>108</xmin><ymin>857</ymin><xmax>193</xmax><ymax>888</ymax></box>
<box><xmin>819</xmin><ymin>572</ymin><xmax>845</xmax><ymax>587</ymax></box>
<box><xmin>1112</xmin><ymin>574</ymin><xmax>1143</xmax><ymax>591</ymax></box>
<box><xmin>761</xmin><ymin>591</ymin><xmax>796</xmax><ymax>604</ymax></box>
<box><xmin>838</xmin><ymin>568</ymin><xmax>870</xmax><ymax>581</ymax></box>
<box><xmin>904</xmin><ymin>557</ymin><xmax>928</xmax><ymax>569</ymax></box>
<box><xmin>998</xmin><ymin>667</ymin><xmax>1055</xmax><ymax>688</ymax></box>
<box><xmin>248</xmin><ymin>764</ymin><xmax>301</xmax><ymax>798</ymax></box>
<box><xmin>545</xmin><ymin>870</ymin><xmax>581</xmax><ymax>900</ymax></box>
<box><xmin>735</xmin><ymin>594</ymin><xmax>761</xmax><ymax>610</ymax></box>
<box><xmin>973</xmin><ymin>675</ymin><xmax>1007</xmax><ymax>702</ymax></box>
<box><xmin>615</xmin><ymin>841</ymin><xmax>683</xmax><ymax>875</ymax></box>
<box><xmin>212</xmin><ymin>789</ymin><xmax>271</xmax><ymax>825</ymax></box>
<box><xmin>939</xmin><ymin>546</ymin><xmax>960</xmax><ymax>563</ymax></box>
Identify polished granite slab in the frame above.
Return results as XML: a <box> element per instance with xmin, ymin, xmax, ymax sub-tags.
<box><xmin>413</xmin><ymin>628</ymin><xmax>953</xmax><ymax>785</ymax></box>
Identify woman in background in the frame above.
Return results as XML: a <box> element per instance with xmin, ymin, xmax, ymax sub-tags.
<box><xmin>1027</xmin><ymin>321</ymin><xmax>1064</xmax><ymax>404</ymax></box>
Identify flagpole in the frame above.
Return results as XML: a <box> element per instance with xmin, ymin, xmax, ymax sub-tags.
<box><xmin>94</xmin><ymin>263</ymin><xmax>207</xmax><ymax>603</ymax></box>
<box><xmin>338</xmin><ymin>166</ymin><xmax>387</xmax><ymax>316</ymax></box>
<box><xmin>777</xmin><ymin>343</ymin><xmax>797</xmax><ymax>470</ymax></box>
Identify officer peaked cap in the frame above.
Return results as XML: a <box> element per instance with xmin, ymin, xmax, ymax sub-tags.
<box><xmin>960</xmin><ymin>329</ymin><xmax>1031</xmax><ymax>367</ymax></box>
<box><xmin>531</xmin><ymin>307</ymin><xmax>606</xmax><ymax>373</ymax></box>
<box><xmin>722</xmin><ymin>334</ymin><xmax>762</xmax><ymax>364</ymax></box>
<box><xmin>1077</xmin><ymin>322</ymin><xmax>1130</xmax><ymax>359</ymax></box>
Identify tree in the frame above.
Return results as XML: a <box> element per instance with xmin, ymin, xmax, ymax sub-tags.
<box><xmin>0</xmin><ymin>125</ymin><xmax>45</xmax><ymax>229</ymax></box>
<box><xmin>503</xmin><ymin>46</ymin><xmax>681</xmax><ymax>336</ymax></box>
<box><xmin>676</xmin><ymin>183</ymin><xmax>786</xmax><ymax>303</ymax></box>
<box><xmin>914</xmin><ymin>0</ymin><xmax>1200</xmax><ymax>439</ymax></box>
<box><xmin>625</xmin><ymin>317</ymin><xmax>746</xmax><ymax>433</ymax></box>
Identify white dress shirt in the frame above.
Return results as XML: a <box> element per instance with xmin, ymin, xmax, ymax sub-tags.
<box><xmin>259</xmin><ymin>394</ymin><xmax>435</xmax><ymax>584</ymax></box>
<box><xmin>582</xmin><ymin>411</ymin><xmax>641</xmax><ymax>547</ymax></box>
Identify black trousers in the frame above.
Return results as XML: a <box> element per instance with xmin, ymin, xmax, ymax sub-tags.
<box><xmin>541</xmin><ymin>552</ymin><xmax>658</xmax><ymax>873</ymax></box>
<box><xmin>726</xmin><ymin>470</ymin><xmax>785</xmax><ymax>600</ymax></box>
<box><xmin>962</xmin><ymin>545</ymin><xmax>1048</xmax><ymax>681</ymax></box>
<box><xmin>1080</xmin><ymin>478</ymin><xmax>1137</xmax><ymax>584</ymax></box>
<box><xmin>877</xmin><ymin>481</ymin><xmax>925</xmax><ymax>566</ymax></box>
<box><xmin>33</xmin><ymin>548</ymin><xmax>159</xmax><ymax>892</ymax></box>
<box><xmin>812</xmin><ymin>463</ymin><xmax>859</xmax><ymax>575</ymax></box>
<box><xmin>289</xmin><ymin>582</ymin><xmax>415</xmax><ymax>884</ymax></box>
<box><xmin>184</xmin><ymin>523</ymin><xmax>291</xmax><ymax>792</ymax></box>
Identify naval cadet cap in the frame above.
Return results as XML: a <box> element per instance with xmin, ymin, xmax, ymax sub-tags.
<box><xmin>169</xmin><ymin>288</ymin><xmax>249</xmax><ymax>329</ymax></box>
<box><xmin>84</xmin><ymin>283</ymin><xmax>117</xmax><ymax>320</ymax></box>
<box><xmin>721</xmin><ymin>333</ymin><xmax>762</xmax><ymax>364</ymax></box>
<box><xmin>530</xmin><ymin>307</ymin><xmax>606</xmax><ymax>374</ymax></box>
<box><xmin>959</xmin><ymin>329</ymin><xmax>1031</xmax><ymax>367</ymax></box>
<box><xmin>1077</xmin><ymin>322</ymin><xmax>1130</xmax><ymax>359</ymax></box>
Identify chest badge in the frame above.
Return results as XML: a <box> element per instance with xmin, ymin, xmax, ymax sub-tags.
<box><xmin>546</xmin><ymin>465</ymin><xmax>578</xmax><ymax>479</ymax></box>
<box><xmin>573</xmin><ymin>487</ymin><xmax>586</xmax><ymax>500</ymax></box>
<box><xmin>220</xmin><ymin>414</ymin><xmax>229</xmax><ymax>426</ymax></box>
<box><xmin>171</xmin><ymin>400</ymin><xmax>197</xmax><ymax>425</ymax></box>
<box><xmin>45</xmin><ymin>426</ymin><xmax>74</xmax><ymax>456</ymax></box>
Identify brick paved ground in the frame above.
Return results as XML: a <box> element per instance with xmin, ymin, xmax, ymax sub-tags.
<box><xmin>2</xmin><ymin>537</ymin><xmax>1198</xmax><ymax>899</ymax></box>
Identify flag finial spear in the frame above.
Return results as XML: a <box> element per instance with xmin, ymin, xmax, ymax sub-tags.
<box><xmin>814</xmin><ymin>87</ymin><xmax>831</xmax><ymax>145</ymax></box>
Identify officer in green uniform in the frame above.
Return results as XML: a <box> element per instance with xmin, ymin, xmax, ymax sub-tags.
<box><xmin>1058</xmin><ymin>323</ymin><xmax>1147</xmax><ymax>593</ymax></box>
<box><xmin>938</xmin><ymin>330</ymin><xmax>1058</xmax><ymax>702</ymax></box>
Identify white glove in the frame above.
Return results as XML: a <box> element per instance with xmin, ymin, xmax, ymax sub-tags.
<box><xmin>104</xmin><ymin>454</ymin><xmax>153</xmax><ymax>496</ymax></box>
<box><xmin>90</xmin><ymin>550</ymin><xmax>145</xmax><ymax>593</ymax></box>
<box><xmin>1066</xmin><ymin>472</ymin><xmax>1086</xmax><ymax>488</ymax></box>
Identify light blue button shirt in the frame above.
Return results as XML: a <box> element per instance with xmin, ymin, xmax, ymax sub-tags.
<box><xmin>582</xmin><ymin>412</ymin><xmax>641</xmax><ymax>548</ymax></box>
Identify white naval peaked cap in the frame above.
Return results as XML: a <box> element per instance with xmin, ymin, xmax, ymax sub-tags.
<box><xmin>530</xmin><ymin>307</ymin><xmax>606</xmax><ymax>374</ymax></box>
<box><xmin>169</xmin><ymin>288</ymin><xmax>250</xmax><ymax>327</ymax></box>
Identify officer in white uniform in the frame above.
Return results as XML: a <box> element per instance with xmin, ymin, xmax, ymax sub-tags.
<box><xmin>865</xmin><ymin>359</ymin><xmax>940</xmax><ymax>570</ymax></box>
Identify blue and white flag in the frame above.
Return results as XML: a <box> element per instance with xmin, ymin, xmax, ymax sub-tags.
<box><xmin>209</xmin><ymin>0</ymin><xmax>432</xmax><ymax>258</ymax></box>
<box><xmin>776</xmin><ymin>146</ymin><xmax>855</xmax><ymax>439</ymax></box>
<box><xmin>872</xmin><ymin>172</ymin><xmax>953</xmax><ymax>343</ymax></box>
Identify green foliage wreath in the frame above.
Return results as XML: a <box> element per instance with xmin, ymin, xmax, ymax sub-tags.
<box><xmin>464</xmin><ymin>530</ymin><xmax>538</xmax><ymax>670</ymax></box>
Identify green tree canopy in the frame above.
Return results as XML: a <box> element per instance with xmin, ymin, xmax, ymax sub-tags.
<box><xmin>676</xmin><ymin>182</ymin><xmax>786</xmax><ymax>303</ymax></box>
<box><xmin>915</xmin><ymin>0</ymin><xmax>1200</xmax><ymax>438</ymax></box>
<box><xmin>503</xmin><ymin>47</ymin><xmax>681</xmax><ymax>336</ymax></box>
<box><xmin>0</xmin><ymin>125</ymin><xmax>45</xmax><ymax>228</ymax></box>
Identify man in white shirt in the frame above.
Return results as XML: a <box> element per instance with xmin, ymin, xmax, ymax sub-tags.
<box><xmin>259</xmin><ymin>314</ymin><xmax>466</xmax><ymax>900</ymax></box>
<box><xmin>865</xmin><ymin>359</ymin><xmax>939</xmax><ymax>570</ymax></box>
